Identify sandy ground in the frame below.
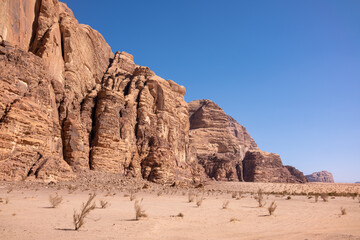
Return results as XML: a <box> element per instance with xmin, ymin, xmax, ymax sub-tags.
<box><xmin>0</xmin><ymin>181</ymin><xmax>359</xmax><ymax>240</ymax></box>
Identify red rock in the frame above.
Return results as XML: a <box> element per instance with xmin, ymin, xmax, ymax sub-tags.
<box><xmin>306</xmin><ymin>171</ymin><xmax>334</xmax><ymax>183</ymax></box>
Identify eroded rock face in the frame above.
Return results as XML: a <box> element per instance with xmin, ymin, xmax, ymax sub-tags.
<box><xmin>90</xmin><ymin>52</ymin><xmax>197</xmax><ymax>184</ymax></box>
<box><xmin>0</xmin><ymin>0</ymin><xmax>307</xmax><ymax>184</ymax></box>
<box><xmin>0</xmin><ymin>41</ymin><xmax>73</xmax><ymax>181</ymax></box>
<box><xmin>188</xmin><ymin>100</ymin><xmax>258</xmax><ymax>181</ymax></box>
<box><xmin>242</xmin><ymin>150</ymin><xmax>305</xmax><ymax>183</ymax></box>
<box><xmin>306</xmin><ymin>171</ymin><xmax>334</xmax><ymax>183</ymax></box>
<box><xmin>285</xmin><ymin>165</ymin><xmax>308</xmax><ymax>183</ymax></box>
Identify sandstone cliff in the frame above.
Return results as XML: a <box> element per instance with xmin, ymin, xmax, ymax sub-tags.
<box><xmin>0</xmin><ymin>0</ymin><xmax>306</xmax><ymax>184</ymax></box>
<box><xmin>188</xmin><ymin>100</ymin><xmax>258</xmax><ymax>181</ymax></box>
<box><xmin>306</xmin><ymin>171</ymin><xmax>334</xmax><ymax>183</ymax></box>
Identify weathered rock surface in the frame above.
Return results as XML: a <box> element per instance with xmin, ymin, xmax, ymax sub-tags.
<box><xmin>285</xmin><ymin>165</ymin><xmax>308</xmax><ymax>183</ymax></box>
<box><xmin>188</xmin><ymin>100</ymin><xmax>258</xmax><ymax>181</ymax></box>
<box><xmin>242</xmin><ymin>150</ymin><xmax>306</xmax><ymax>183</ymax></box>
<box><xmin>306</xmin><ymin>171</ymin><xmax>334</xmax><ymax>183</ymax></box>
<box><xmin>0</xmin><ymin>41</ymin><xmax>73</xmax><ymax>181</ymax></box>
<box><xmin>90</xmin><ymin>51</ymin><xmax>198</xmax><ymax>183</ymax></box>
<box><xmin>0</xmin><ymin>0</ymin><xmax>307</xmax><ymax>184</ymax></box>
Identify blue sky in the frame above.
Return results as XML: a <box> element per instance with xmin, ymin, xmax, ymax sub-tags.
<box><xmin>61</xmin><ymin>0</ymin><xmax>360</xmax><ymax>183</ymax></box>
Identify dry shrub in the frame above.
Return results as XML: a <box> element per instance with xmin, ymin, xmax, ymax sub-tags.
<box><xmin>171</xmin><ymin>213</ymin><xmax>184</xmax><ymax>218</ymax></box>
<box><xmin>222</xmin><ymin>200</ymin><xmax>230</xmax><ymax>209</ymax></box>
<box><xmin>231</xmin><ymin>192</ymin><xmax>237</xmax><ymax>198</ymax></box>
<box><xmin>67</xmin><ymin>185</ymin><xmax>77</xmax><ymax>194</ymax></box>
<box><xmin>196</xmin><ymin>196</ymin><xmax>204</xmax><ymax>207</ymax></box>
<box><xmin>321</xmin><ymin>193</ymin><xmax>329</xmax><ymax>202</ymax></box>
<box><xmin>49</xmin><ymin>193</ymin><xmax>63</xmax><ymax>208</ymax></box>
<box><xmin>268</xmin><ymin>201</ymin><xmax>277</xmax><ymax>216</ymax></box>
<box><xmin>340</xmin><ymin>207</ymin><xmax>346</xmax><ymax>215</ymax></box>
<box><xmin>7</xmin><ymin>188</ymin><xmax>13</xmax><ymax>194</ymax></box>
<box><xmin>188</xmin><ymin>192</ymin><xmax>195</xmax><ymax>203</ymax></box>
<box><xmin>307</xmin><ymin>196</ymin><xmax>313</xmax><ymax>199</ymax></box>
<box><xmin>99</xmin><ymin>200</ymin><xmax>110</xmax><ymax>209</ymax></box>
<box><xmin>255</xmin><ymin>189</ymin><xmax>266</xmax><ymax>207</ymax></box>
<box><xmin>129</xmin><ymin>191</ymin><xmax>136</xmax><ymax>201</ymax></box>
<box><xmin>73</xmin><ymin>193</ymin><xmax>96</xmax><ymax>230</ymax></box>
<box><xmin>286</xmin><ymin>196</ymin><xmax>291</xmax><ymax>200</ymax></box>
<box><xmin>157</xmin><ymin>191</ymin><xmax>163</xmax><ymax>197</ymax></box>
<box><xmin>315</xmin><ymin>194</ymin><xmax>319</xmax><ymax>203</ymax></box>
<box><xmin>134</xmin><ymin>199</ymin><xmax>147</xmax><ymax>220</ymax></box>
<box><xmin>230</xmin><ymin>218</ymin><xmax>239</xmax><ymax>222</ymax></box>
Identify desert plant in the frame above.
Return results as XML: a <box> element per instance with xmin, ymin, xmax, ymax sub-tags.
<box><xmin>157</xmin><ymin>191</ymin><xmax>163</xmax><ymax>197</ymax></box>
<box><xmin>255</xmin><ymin>189</ymin><xmax>266</xmax><ymax>207</ymax></box>
<box><xmin>231</xmin><ymin>192</ymin><xmax>237</xmax><ymax>198</ymax></box>
<box><xmin>49</xmin><ymin>193</ymin><xmax>63</xmax><ymax>208</ymax></box>
<box><xmin>222</xmin><ymin>200</ymin><xmax>230</xmax><ymax>209</ymax></box>
<box><xmin>73</xmin><ymin>193</ymin><xmax>96</xmax><ymax>230</ymax></box>
<box><xmin>188</xmin><ymin>192</ymin><xmax>195</xmax><ymax>203</ymax></box>
<box><xmin>315</xmin><ymin>194</ymin><xmax>319</xmax><ymax>203</ymax></box>
<box><xmin>230</xmin><ymin>218</ymin><xmax>239</xmax><ymax>222</ymax></box>
<box><xmin>99</xmin><ymin>200</ymin><xmax>109</xmax><ymax>209</ymax></box>
<box><xmin>321</xmin><ymin>193</ymin><xmax>329</xmax><ymax>202</ymax></box>
<box><xmin>134</xmin><ymin>199</ymin><xmax>147</xmax><ymax>220</ymax></box>
<box><xmin>171</xmin><ymin>212</ymin><xmax>184</xmax><ymax>218</ymax></box>
<box><xmin>129</xmin><ymin>191</ymin><xmax>136</xmax><ymax>201</ymax></box>
<box><xmin>268</xmin><ymin>201</ymin><xmax>277</xmax><ymax>215</ymax></box>
<box><xmin>286</xmin><ymin>196</ymin><xmax>291</xmax><ymax>200</ymax></box>
<box><xmin>340</xmin><ymin>207</ymin><xmax>346</xmax><ymax>215</ymax></box>
<box><xmin>196</xmin><ymin>196</ymin><xmax>204</xmax><ymax>207</ymax></box>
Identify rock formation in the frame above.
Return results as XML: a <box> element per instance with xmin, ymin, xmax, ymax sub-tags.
<box><xmin>0</xmin><ymin>0</ymin><xmax>307</xmax><ymax>184</ymax></box>
<box><xmin>188</xmin><ymin>100</ymin><xmax>258</xmax><ymax>181</ymax></box>
<box><xmin>306</xmin><ymin>171</ymin><xmax>334</xmax><ymax>183</ymax></box>
<box><xmin>242</xmin><ymin>150</ymin><xmax>307</xmax><ymax>183</ymax></box>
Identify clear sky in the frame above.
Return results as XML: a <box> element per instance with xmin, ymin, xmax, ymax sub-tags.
<box><xmin>61</xmin><ymin>0</ymin><xmax>360</xmax><ymax>183</ymax></box>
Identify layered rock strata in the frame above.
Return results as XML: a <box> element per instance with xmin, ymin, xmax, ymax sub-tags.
<box><xmin>188</xmin><ymin>100</ymin><xmax>258</xmax><ymax>181</ymax></box>
<box><xmin>242</xmin><ymin>150</ymin><xmax>307</xmax><ymax>183</ymax></box>
<box><xmin>0</xmin><ymin>0</ymin><xmax>307</xmax><ymax>184</ymax></box>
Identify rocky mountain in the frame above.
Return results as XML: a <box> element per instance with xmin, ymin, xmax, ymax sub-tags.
<box><xmin>306</xmin><ymin>171</ymin><xmax>334</xmax><ymax>183</ymax></box>
<box><xmin>0</xmin><ymin>0</ymin><xmax>306</xmax><ymax>184</ymax></box>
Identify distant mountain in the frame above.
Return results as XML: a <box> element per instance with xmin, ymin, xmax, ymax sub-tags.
<box><xmin>306</xmin><ymin>171</ymin><xmax>334</xmax><ymax>183</ymax></box>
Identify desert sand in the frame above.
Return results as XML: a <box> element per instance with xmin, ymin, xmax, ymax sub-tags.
<box><xmin>0</xmin><ymin>178</ymin><xmax>359</xmax><ymax>240</ymax></box>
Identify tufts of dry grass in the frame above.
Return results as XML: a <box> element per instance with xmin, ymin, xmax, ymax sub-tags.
<box><xmin>230</xmin><ymin>218</ymin><xmax>240</xmax><ymax>222</ymax></box>
<box><xmin>321</xmin><ymin>193</ymin><xmax>329</xmax><ymax>202</ymax></box>
<box><xmin>196</xmin><ymin>196</ymin><xmax>204</xmax><ymax>207</ymax></box>
<box><xmin>222</xmin><ymin>200</ymin><xmax>230</xmax><ymax>209</ymax></box>
<box><xmin>340</xmin><ymin>207</ymin><xmax>347</xmax><ymax>215</ymax></box>
<box><xmin>188</xmin><ymin>192</ymin><xmax>195</xmax><ymax>203</ymax></box>
<box><xmin>129</xmin><ymin>191</ymin><xmax>136</xmax><ymax>201</ymax></box>
<box><xmin>171</xmin><ymin>212</ymin><xmax>184</xmax><ymax>218</ymax></box>
<box><xmin>99</xmin><ymin>200</ymin><xmax>110</xmax><ymax>209</ymax></box>
<box><xmin>231</xmin><ymin>192</ymin><xmax>237</xmax><ymax>198</ymax></box>
<box><xmin>134</xmin><ymin>199</ymin><xmax>147</xmax><ymax>220</ymax></box>
<box><xmin>268</xmin><ymin>201</ymin><xmax>277</xmax><ymax>216</ymax></box>
<box><xmin>255</xmin><ymin>189</ymin><xmax>266</xmax><ymax>207</ymax></box>
<box><xmin>73</xmin><ymin>193</ymin><xmax>96</xmax><ymax>231</ymax></box>
<box><xmin>286</xmin><ymin>196</ymin><xmax>292</xmax><ymax>200</ymax></box>
<box><xmin>315</xmin><ymin>194</ymin><xmax>319</xmax><ymax>203</ymax></box>
<box><xmin>49</xmin><ymin>193</ymin><xmax>63</xmax><ymax>208</ymax></box>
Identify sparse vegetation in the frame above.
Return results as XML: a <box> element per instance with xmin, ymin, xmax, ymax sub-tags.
<box><xmin>231</xmin><ymin>192</ymin><xmax>237</xmax><ymax>198</ymax></box>
<box><xmin>340</xmin><ymin>207</ymin><xmax>346</xmax><ymax>215</ymax></box>
<box><xmin>222</xmin><ymin>200</ymin><xmax>230</xmax><ymax>209</ymax></box>
<box><xmin>49</xmin><ymin>193</ymin><xmax>63</xmax><ymax>208</ymax></box>
<box><xmin>188</xmin><ymin>192</ymin><xmax>195</xmax><ymax>203</ymax></box>
<box><xmin>99</xmin><ymin>200</ymin><xmax>110</xmax><ymax>209</ymax></box>
<box><xmin>321</xmin><ymin>193</ymin><xmax>329</xmax><ymax>202</ymax></box>
<box><xmin>286</xmin><ymin>196</ymin><xmax>292</xmax><ymax>200</ymax></box>
<box><xmin>129</xmin><ymin>191</ymin><xmax>136</xmax><ymax>201</ymax></box>
<box><xmin>73</xmin><ymin>193</ymin><xmax>96</xmax><ymax>231</ymax></box>
<box><xmin>230</xmin><ymin>218</ymin><xmax>240</xmax><ymax>222</ymax></box>
<box><xmin>196</xmin><ymin>196</ymin><xmax>204</xmax><ymax>207</ymax></box>
<box><xmin>268</xmin><ymin>201</ymin><xmax>277</xmax><ymax>216</ymax></box>
<box><xmin>255</xmin><ymin>189</ymin><xmax>266</xmax><ymax>207</ymax></box>
<box><xmin>171</xmin><ymin>212</ymin><xmax>184</xmax><ymax>218</ymax></box>
<box><xmin>134</xmin><ymin>199</ymin><xmax>147</xmax><ymax>220</ymax></box>
<box><xmin>315</xmin><ymin>194</ymin><xmax>319</xmax><ymax>203</ymax></box>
